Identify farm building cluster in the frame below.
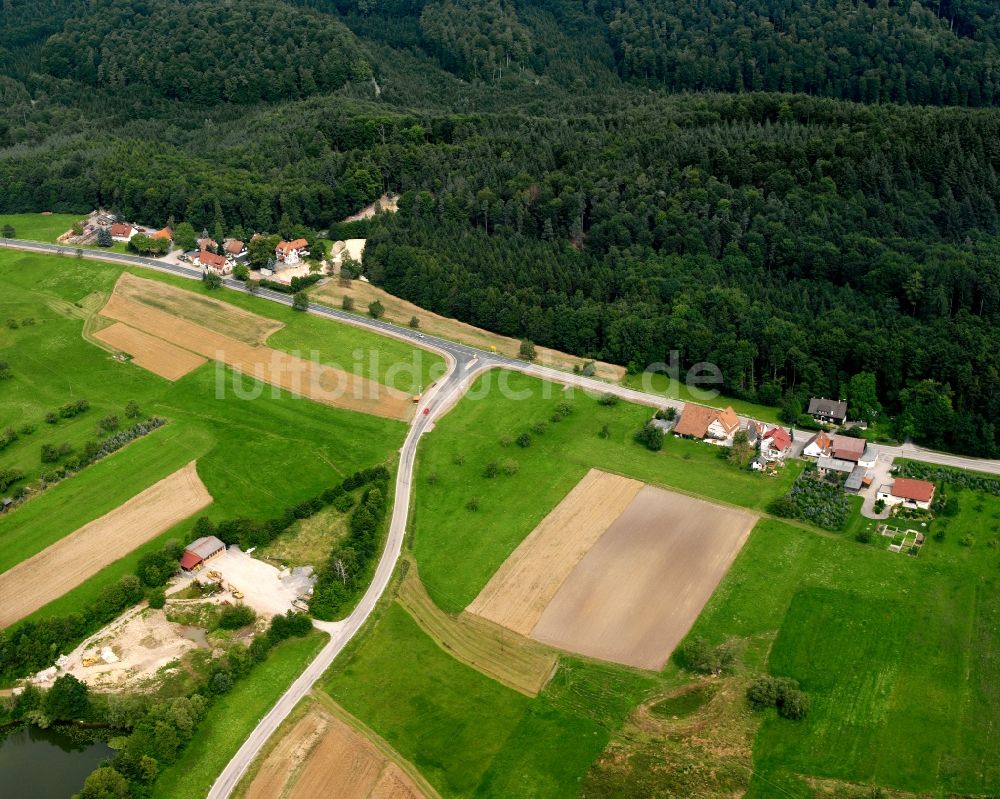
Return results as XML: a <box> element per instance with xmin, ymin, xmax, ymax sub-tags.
<box><xmin>664</xmin><ymin>396</ymin><xmax>935</xmax><ymax>520</ymax></box>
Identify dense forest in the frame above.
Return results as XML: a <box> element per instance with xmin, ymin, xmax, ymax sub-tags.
<box><xmin>3</xmin><ymin>0</ymin><xmax>1000</xmax><ymax>455</ymax></box>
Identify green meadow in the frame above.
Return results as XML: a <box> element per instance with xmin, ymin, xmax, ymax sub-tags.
<box><xmin>410</xmin><ymin>369</ymin><xmax>802</xmax><ymax>613</ymax></box>
<box><xmin>0</xmin><ymin>212</ymin><xmax>83</xmax><ymax>242</ymax></box>
<box><xmin>0</xmin><ymin>250</ymin><xmax>410</xmax><ymax>623</ymax></box>
<box><xmin>322</xmin><ymin>369</ymin><xmax>1000</xmax><ymax>799</ymax></box>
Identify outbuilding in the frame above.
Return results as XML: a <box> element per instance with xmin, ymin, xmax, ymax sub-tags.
<box><xmin>180</xmin><ymin>536</ymin><xmax>226</xmax><ymax>571</ymax></box>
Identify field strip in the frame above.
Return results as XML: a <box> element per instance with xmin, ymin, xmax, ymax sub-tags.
<box><xmin>0</xmin><ymin>461</ymin><xmax>212</xmax><ymax>629</ymax></box>
<box><xmin>99</xmin><ymin>292</ymin><xmax>413</xmax><ymax>420</ymax></box>
<box><xmin>531</xmin><ymin>486</ymin><xmax>759</xmax><ymax>670</ymax></box>
<box><xmin>311</xmin><ymin>693</ymin><xmax>441</xmax><ymax>799</ymax></box>
<box><xmin>115</xmin><ymin>272</ymin><xmax>284</xmax><ymax>344</ymax></box>
<box><xmin>93</xmin><ymin>321</ymin><xmax>207</xmax><ymax>380</ymax></box>
<box><xmin>466</xmin><ymin>469</ymin><xmax>644</xmax><ymax>635</ymax></box>
<box><xmin>241</xmin><ymin>694</ymin><xmax>437</xmax><ymax>799</ymax></box>
<box><xmin>396</xmin><ymin>560</ymin><xmax>557</xmax><ymax>697</ymax></box>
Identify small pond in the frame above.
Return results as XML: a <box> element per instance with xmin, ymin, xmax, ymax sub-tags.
<box><xmin>0</xmin><ymin>724</ymin><xmax>112</xmax><ymax>799</ymax></box>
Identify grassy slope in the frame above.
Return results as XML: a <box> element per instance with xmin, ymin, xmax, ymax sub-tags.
<box><xmin>686</xmin><ymin>505</ymin><xmax>1000</xmax><ymax>797</ymax></box>
<box><xmin>411</xmin><ymin>369</ymin><xmax>802</xmax><ymax>612</ymax></box>
<box><xmin>150</xmin><ymin>631</ymin><xmax>329</xmax><ymax>799</ymax></box>
<box><xmin>0</xmin><ymin>251</ymin><xmax>407</xmax><ymax>625</ymax></box>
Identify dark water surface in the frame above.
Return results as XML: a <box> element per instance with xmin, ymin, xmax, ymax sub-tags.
<box><xmin>0</xmin><ymin>725</ymin><xmax>112</xmax><ymax>799</ymax></box>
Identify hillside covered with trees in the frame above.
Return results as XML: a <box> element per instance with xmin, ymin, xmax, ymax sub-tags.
<box><xmin>2</xmin><ymin>0</ymin><xmax>1000</xmax><ymax>455</ymax></box>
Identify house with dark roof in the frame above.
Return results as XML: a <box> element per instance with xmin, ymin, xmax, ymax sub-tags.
<box><xmin>808</xmin><ymin>397</ymin><xmax>848</xmax><ymax>425</ymax></box>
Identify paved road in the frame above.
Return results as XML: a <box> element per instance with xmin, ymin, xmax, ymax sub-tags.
<box><xmin>8</xmin><ymin>237</ymin><xmax>1000</xmax><ymax>795</ymax></box>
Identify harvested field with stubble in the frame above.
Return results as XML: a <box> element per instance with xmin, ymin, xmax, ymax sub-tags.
<box><xmin>532</xmin><ymin>485</ymin><xmax>758</xmax><ymax>670</ymax></box>
<box><xmin>0</xmin><ymin>462</ymin><xmax>212</xmax><ymax>628</ymax></box>
<box><xmin>466</xmin><ymin>470</ymin><xmax>644</xmax><ymax>636</ymax></box>
<box><xmin>93</xmin><ymin>321</ymin><xmax>207</xmax><ymax>380</ymax></box>
<box><xmin>242</xmin><ymin>699</ymin><xmax>433</xmax><ymax>799</ymax></box>
<box><xmin>99</xmin><ymin>283</ymin><xmax>413</xmax><ymax>420</ymax></box>
<box><xmin>397</xmin><ymin>562</ymin><xmax>557</xmax><ymax>696</ymax></box>
<box><xmin>115</xmin><ymin>271</ymin><xmax>283</xmax><ymax>344</ymax></box>
<box><xmin>467</xmin><ymin>470</ymin><xmax>758</xmax><ymax>670</ymax></box>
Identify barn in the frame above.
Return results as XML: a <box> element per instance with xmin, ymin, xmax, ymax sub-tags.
<box><xmin>179</xmin><ymin>536</ymin><xmax>226</xmax><ymax>571</ymax></box>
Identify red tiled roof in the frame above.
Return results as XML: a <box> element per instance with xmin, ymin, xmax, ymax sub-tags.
<box><xmin>764</xmin><ymin>427</ymin><xmax>792</xmax><ymax>450</ymax></box>
<box><xmin>224</xmin><ymin>239</ymin><xmax>244</xmax><ymax>254</ymax></box>
<box><xmin>110</xmin><ymin>223</ymin><xmax>133</xmax><ymax>236</ymax></box>
<box><xmin>151</xmin><ymin>226</ymin><xmax>173</xmax><ymax>240</ymax></box>
<box><xmin>674</xmin><ymin>404</ymin><xmax>717</xmax><ymax>438</ymax></box>
<box><xmin>715</xmin><ymin>406</ymin><xmax>740</xmax><ymax>435</ymax></box>
<box><xmin>179</xmin><ymin>551</ymin><xmax>202</xmax><ymax>570</ymax></box>
<box><xmin>198</xmin><ymin>251</ymin><xmax>227</xmax><ymax>268</ymax></box>
<box><xmin>891</xmin><ymin>478</ymin><xmax>935</xmax><ymax>503</ymax></box>
<box><xmin>276</xmin><ymin>238</ymin><xmax>308</xmax><ymax>253</ymax></box>
<box><xmin>831</xmin><ymin>434</ymin><xmax>866</xmax><ymax>461</ymax></box>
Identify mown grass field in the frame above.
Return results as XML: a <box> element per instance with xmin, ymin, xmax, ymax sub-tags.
<box><xmin>0</xmin><ymin>212</ymin><xmax>83</xmax><ymax>242</ymax></box>
<box><xmin>149</xmin><ymin>630</ymin><xmax>328</xmax><ymax>799</ymax></box>
<box><xmin>0</xmin><ymin>251</ymin><xmax>409</xmax><ymax>623</ymax></box>
<box><xmin>411</xmin><ymin>369</ymin><xmax>801</xmax><ymax>612</ymax></box>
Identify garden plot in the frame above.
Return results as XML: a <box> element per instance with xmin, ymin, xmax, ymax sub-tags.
<box><xmin>467</xmin><ymin>471</ymin><xmax>758</xmax><ymax>670</ymax></box>
<box><xmin>0</xmin><ymin>462</ymin><xmax>212</xmax><ymax>628</ymax></box>
<box><xmin>98</xmin><ymin>289</ymin><xmax>413</xmax><ymax>420</ymax></box>
<box><xmin>879</xmin><ymin>525</ymin><xmax>925</xmax><ymax>556</ymax></box>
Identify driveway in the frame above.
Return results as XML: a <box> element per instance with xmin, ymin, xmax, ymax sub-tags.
<box><xmin>861</xmin><ymin>453</ymin><xmax>895</xmax><ymax>519</ymax></box>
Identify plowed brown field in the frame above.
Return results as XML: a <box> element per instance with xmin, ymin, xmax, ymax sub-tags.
<box><xmin>0</xmin><ymin>462</ymin><xmax>212</xmax><ymax>629</ymax></box>
<box><xmin>243</xmin><ymin>701</ymin><xmax>429</xmax><ymax>799</ymax></box>
<box><xmin>531</xmin><ymin>485</ymin><xmax>758</xmax><ymax>669</ymax></box>
<box><xmin>93</xmin><ymin>321</ymin><xmax>207</xmax><ymax>380</ymax></box>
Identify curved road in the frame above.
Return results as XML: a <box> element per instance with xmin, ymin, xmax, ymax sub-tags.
<box><xmin>6</xmin><ymin>238</ymin><xmax>1000</xmax><ymax>796</ymax></box>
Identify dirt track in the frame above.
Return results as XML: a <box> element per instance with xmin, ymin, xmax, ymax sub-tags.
<box><xmin>531</xmin><ymin>485</ymin><xmax>758</xmax><ymax>670</ymax></box>
<box><xmin>467</xmin><ymin>469</ymin><xmax>643</xmax><ymax>635</ymax></box>
<box><xmin>244</xmin><ymin>702</ymin><xmax>427</xmax><ymax>799</ymax></box>
<box><xmin>94</xmin><ymin>321</ymin><xmax>207</xmax><ymax>380</ymax></box>
<box><xmin>100</xmin><ymin>292</ymin><xmax>412</xmax><ymax>420</ymax></box>
<box><xmin>0</xmin><ymin>462</ymin><xmax>212</xmax><ymax>629</ymax></box>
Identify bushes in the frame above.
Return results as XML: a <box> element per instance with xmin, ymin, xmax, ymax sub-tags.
<box><xmin>0</xmin><ymin>467</ymin><xmax>24</xmax><ymax>492</ymax></box>
<box><xmin>676</xmin><ymin>636</ymin><xmax>740</xmax><ymax>675</ymax></box>
<box><xmin>218</xmin><ymin>604</ymin><xmax>256</xmax><ymax>630</ymax></box>
<box><xmin>746</xmin><ymin>675</ymin><xmax>810</xmax><ymax>720</ymax></box>
<box><xmin>147</xmin><ymin>589</ymin><xmax>166</xmax><ymax>610</ymax></box>
<box><xmin>598</xmin><ymin>392</ymin><xmax>618</xmax><ymax>406</ymax></box>
<box><xmin>58</xmin><ymin>399</ymin><xmax>90</xmax><ymax>419</ymax></box>
<box><xmin>137</xmin><ymin>540</ymin><xmax>184</xmax><ymax>587</ymax></box>
<box><xmin>310</xmin><ymin>469</ymin><xmax>391</xmax><ymax>621</ymax></box>
<box><xmin>770</xmin><ymin>470</ymin><xmax>851</xmax><ymax>531</ymax></box>
<box><xmin>634</xmin><ymin>422</ymin><xmax>664</xmax><ymax>451</ymax></box>
<box><xmin>0</xmin><ymin>426</ymin><xmax>18</xmax><ymax>450</ymax></box>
